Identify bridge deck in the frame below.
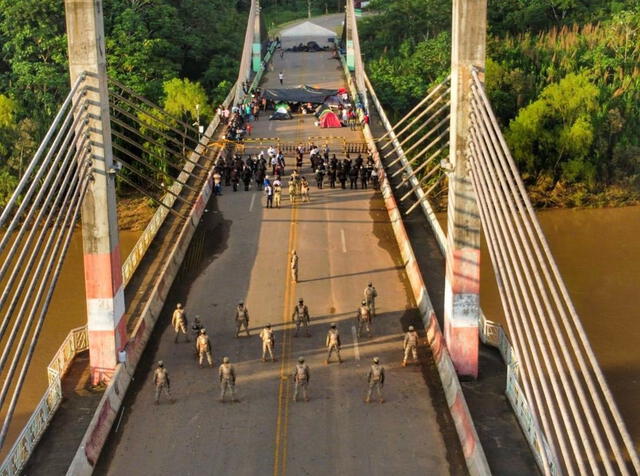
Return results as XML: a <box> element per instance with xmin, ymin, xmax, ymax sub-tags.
<box><xmin>95</xmin><ymin>30</ymin><xmax>467</xmax><ymax>476</ymax></box>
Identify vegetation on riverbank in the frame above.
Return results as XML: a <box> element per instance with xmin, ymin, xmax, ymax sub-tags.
<box><xmin>360</xmin><ymin>0</ymin><xmax>640</xmax><ymax>208</ymax></box>
<box><xmin>0</xmin><ymin>0</ymin><xmax>248</xmax><ymax>207</ymax></box>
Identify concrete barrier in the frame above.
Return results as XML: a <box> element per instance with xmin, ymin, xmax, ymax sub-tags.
<box><xmin>339</xmin><ymin>55</ymin><xmax>491</xmax><ymax>475</ymax></box>
<box><xmin>66</xmin><ymin>133</ymin><xmax>229</xmax><ymax>476</ymax></box>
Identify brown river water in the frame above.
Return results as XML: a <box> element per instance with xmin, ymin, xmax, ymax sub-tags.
<box><xmin>3</xmin><ymin>206</ymin><xmax>639</xmax><ymax>457</ymax></box>
<box><xmin>1</xmin><ymin>230</ymin><xmax>139</xmax><ymax>457</ymax></box>
<box><xmin>475</xmin><ymin>205</ymin><xmax>640</xmax><ymax>449</ymax></box>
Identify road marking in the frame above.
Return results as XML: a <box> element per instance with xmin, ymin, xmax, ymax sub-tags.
<box><xmin>351</xmin><ymin>325</ymin><xmax>361</xmax><ymax>362</ymax></box>
<box><xmin>274</xmin><ymin>200</ymin><xmax>297</xmax><ymax>476</ymax></box>
<box><xmin>249</xmin><ymin>193</ymin><xmax>256</xmax><ymax>212</ymax></box>
<box><xmin>341</xmin><ymin>228</ymin><xmax>347</xmax><ymax>253</ymax></box>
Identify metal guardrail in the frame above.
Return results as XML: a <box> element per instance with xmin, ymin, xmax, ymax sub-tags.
<box><xmin>0</xmin><ymin>326</ymin><xmax>88</xmax><ymax>476</ymax></box>
<box><xmin>121</xmin><ymin>82</ymin><xmax>236</xmax><ymax>286</ymax></box>
<box><xmin>363</xmin><ymin>64</ymin><xmax>557</xmax><ymax>473</ymax></box>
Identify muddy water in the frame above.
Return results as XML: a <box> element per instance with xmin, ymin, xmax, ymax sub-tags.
<box><xmin>2</xmin><ymin>230</ymin><xmax>139</xmax><ymax>457</ymax></box>
<box><xmin>439</xmin><ymin>206</ymin><xmax>640</xmax><ymax>447</ymax></box>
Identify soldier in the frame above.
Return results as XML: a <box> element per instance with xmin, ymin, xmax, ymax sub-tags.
<box><xmin>325</xmin><ymin>323</ymin><xmax>343</xmax><ymax>364</ymax></box>
<box><xmin>365</xmin><ymin>357</ymin><xmax>385</xmax><ymax>403</ymax></box>
<box><xmin>300</xmin><ymin>176</ymin><xmax>310</xmax><ymax>202</ymax></box>
<box><xmin>291</xmin><ymin>297</ymin><xmax>311</xmax><ymax>337</ymax></box>
<box><xmin>259</xmin><ymin>324</ymin><xmax>275</xmax><ymax>362</ymax></box>
<box><xmin>364</xmin><ymin>282</ymin><xmax>378</xmax><ymax>317</ymax></box>
<box><xmin>290</xmin><ymin>250</ymin><xmax>299</xmax><ymax>283</ymax></box>
<box><xmin>219</xmin><ymin>357</ymin><xmax>237</xmax><ymax>403</ymax></box>
<box><xmin>153</xmin><ymin>361</ymin><xmax>173</xmax><ymax>404</ymax></box>
<box><xmin>196</xmin><ymin>329</ymin><xmax>214</xmax><ymax>368</ymax></box>
<box><xmin>172</xmin><ymin>303</ymin><xmax>189</xmax><ymax>343</ymax></box>
<box><xmin>235</xmin><ymin>300</ymin><xmax>250</xmax><ymax>337</ymax></box>
<box><xmin>356</xmin><ymin>300</ymin><xmax>372</xmax><ymax>338</ymax></box>
<box><xmin>402</xmin><ymin>325</ymin><xmax>419</xmax><ymax>367</ymax></box>
<box><xmin>292</xmin><ymin>356</ymin><xmax>310</xmax><ymax>402</ymax></box>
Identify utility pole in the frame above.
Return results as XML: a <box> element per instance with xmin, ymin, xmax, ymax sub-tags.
<box><xmin>65</xmin><ymin>0</ymin><xmax>126</xmax><ymax>385</ymax></box>
<box><xmin>443</xmin><ymin>0</ymin><xmax>487</xmax><ymax>379</ymax></box>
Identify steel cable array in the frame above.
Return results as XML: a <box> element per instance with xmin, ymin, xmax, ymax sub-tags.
<box><xmin>467</xmin><ymin>68</ymin><xmax>640</xmax><ymax>475</ymax></box>
<box><xmin>0</xmin><ymin>77</ymin><xmax>93</xmax><ymax>448</ymax></box>
<box><xmin>375</xmin><ymin>77</ymin><xmax>451</xmax><ymax>214</ymax></box>
<box><xmin>107</xmin><ymin>77</ymin><xmax>208</xmax><ymax>218</ymax></box>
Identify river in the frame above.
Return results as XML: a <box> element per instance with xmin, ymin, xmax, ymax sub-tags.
<box><xmin>474</xmin><ymin>206</ymin><xmax>640</xmax><ymax>449</ymax></box>
<box><xmin>2</xmin><ymin>230</ymin><xmax>140</xmax><ymax>458</ymax></box>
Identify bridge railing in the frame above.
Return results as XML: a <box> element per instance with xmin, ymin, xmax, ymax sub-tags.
<box><xmin>361</xmin><ymin>66</ymin><xmax>558</xmax><ymax>472</ymax></box>
<box><xmin>0</xmin><ymin>326</ymin><xmax>88</xmax><ymax>476</ymax></box>
<box><xmin>120</xmin><ymin>80</ymin><xmax>237</xmax><ymax>286</ymax></box>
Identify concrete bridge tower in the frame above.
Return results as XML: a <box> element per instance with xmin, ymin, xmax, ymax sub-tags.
<box><xmin>444</xmin><ymin>0</ymin><xmax>487</xmax><ymax>379</ymax></box>
<box><xmin>64</xmin><ymin>0</ymin><xmax>125</xmax><ymax>385</ymax></box>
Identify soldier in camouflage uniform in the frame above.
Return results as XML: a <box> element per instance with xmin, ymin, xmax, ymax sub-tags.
<box><xmin>196</xmin><ymin>329</ymin><xmax>214</xmax><ymax>368</ymax></box>
<box><xmin>291</xmin><ymin>297</ymin><xmax>310</xmax><ymax>337</ymax></box>
<box><xmin>402</xmin><ymin>325</ymin><xmax>419</xmax><ymax>367</ymax></box>
<box><xmin>153</xmin><ymin>361</ymin><xmax>172</xmax><ymax>404</ymax></box>
<box><xmin>219</xmin><ymin>357</ymin><xmax>237</xmax><ymax>402</ymax></box>
<box><xmin>172</xmin><ymin>303</ymin><xmax>189</xmax><ymax>343</ymax></box>
<box><xmin>365</xmin><ymin>357</ymin><xmax>385</xmax><ymax>403</ymax></box>
<box><xmin>290</xmin><ymin>250</ymin><xmax>299</xmax><ymax>283</ymax></box>
<box><xmin>356</xmin><ymin>300</ymin><xmax>372</xmax><ymax>338</ymax></box>
<box><xmin>325</xmin><ymin>323</ymin><xmax>343</xmax><ymax>364</ymax></box>
<box><xmin>292</xmin><ymin>356</ymin><xmax>310</xmax><ymax>402</ymax></box>
<box><xmin>363</xmin><ymin>282</ymin><xmax>378</xmax><ymax>317</ymax></box>
<box><xmin>259</xmin><ymin>324</ymin><xmax>275</xmax><ymax>362</ymax></box>
<box><xmin>235</xmin><ymin>300</ymin><xmax>250</xmax><ymax>337</ymax></box>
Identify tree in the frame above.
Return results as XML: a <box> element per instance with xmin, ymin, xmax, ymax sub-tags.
<box><xmin>506</xmin><ymin>73</ymin><xmax>599</xmax><ymax>184</ymax></box>
<box><xmin>162</xmin><ymin>78</ymin><xmax>211</xmax><ymax>154</ymax></box>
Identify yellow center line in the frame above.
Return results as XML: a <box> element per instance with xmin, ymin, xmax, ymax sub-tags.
<box><xmin>273</xmin><ymin>197</ymin><xmax>298</xmax><ymax>476</ymax></box>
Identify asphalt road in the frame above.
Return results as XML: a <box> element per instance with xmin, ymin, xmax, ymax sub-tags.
<box><xmin>96</xmin><ymin>16</ymin><xmax>467</xmax><ymax>476</ymax></box>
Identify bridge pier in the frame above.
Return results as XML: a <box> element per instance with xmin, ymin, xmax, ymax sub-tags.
<box><xmin>65</xmin><ymin>0</ymin><xmax>125</xmax><ymax>385</ymax></box>
<box><xmin>444</xmin><ymin>0</ymin><xmax>487</xmax><ymax>379</ymax></box>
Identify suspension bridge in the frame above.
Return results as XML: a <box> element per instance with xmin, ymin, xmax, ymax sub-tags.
<box><xmin>0</xmin><ymin>1</ymin><xmax>638</xmax><ymax>475</ymax></box>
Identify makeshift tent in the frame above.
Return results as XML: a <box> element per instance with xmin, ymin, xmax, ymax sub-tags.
<box><xmin>280</xmin><ymin>21</ymin><xmax>337</xmax><ymax>49</ymax></box>
<box><xmin>269</xmin><ymin>103</ymin><xmax>292</xmax><ymax>120</ymax></box>
<box><xmin>323</xmin><ymin>95</ymin><xmax>349</xmax><ymax>108</ymax></box>
<box><xmin>263</xmin><ymin>85</ymin><xmax>337</xmax><ymax>104</ymax></box>
<box><xmin>319</xmin><ymin>110</ymin><xmax>342</xmax><ymax>128</ymax></box>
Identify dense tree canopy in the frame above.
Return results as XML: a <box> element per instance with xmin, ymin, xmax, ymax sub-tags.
<box><xmin>360</xmin><ymin>0</ymin><xmax>640</xmax><ymax>206</ymax></box>
<box><xmin>0</xmin><ymin>0</ymin><xmax>247</xmax><ymax>204</ymax></box>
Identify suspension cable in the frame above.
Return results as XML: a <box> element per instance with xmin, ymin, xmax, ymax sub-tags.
<box><xmin>0</xmin><ymin>75</ymin><xmax>85</xmax><ymax>229</ymax></box>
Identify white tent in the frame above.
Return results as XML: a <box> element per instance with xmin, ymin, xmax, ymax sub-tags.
<box><xmin>280</xmin><ymin>21</ymin><xmax>337</xmax><ymax>49</ymax></box>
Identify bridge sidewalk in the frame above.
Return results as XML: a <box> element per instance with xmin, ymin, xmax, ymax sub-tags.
<box><xmin>367</xmin><ymin>106</ymin><xmax>539</xmax><ymax>474</ymax></box>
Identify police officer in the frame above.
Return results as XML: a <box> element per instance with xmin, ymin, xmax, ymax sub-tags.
<box><xmin>364</xmin><ymin>282</ymin><xmax>378</xmax><ymax>317</ymax></box>
<box><xmin>325</xmin><ymin>323</ymin><xmax>342</xmax><ymax>364</ymax></box>
<box><xmin>172</xmin><ymin>303</ymin><xmax>189</xmax><ymax>343</ymax></box>
<box><xmin>219</xmin><ymin>357</ymin><xmax>237</xmax><ymax>403</ymax></box>
<box><xmin>291</xmin><ymin>297</ymin><xmax>310</xmax><ymax>337</ymax></box>
<box><xmin>153</xmin><ymin>361</ymin><xmax>173</xmax><ymax>404</ymax></box>
<box><xmin>196</xmin><ymin>329</ymin><xmax>214</xmax><ymax>368</ymax></box>
<box><xmin>403</xmin><ymin>325</ymin><xmax>419</xmax><ymax>367</ymax></box>
<box><xmin>356</xmin><ymin>300</ymin><xmax>372</xmax><ymax>338</ymax></box>
<box><xmin>292</xmin><ymin>356</ymin><xmax>310</xmax><ymax>402</ymax></box>
<box><xmin>365</xmin><ymin>357</ymin><xmax>385</xmax><ymax>403</ymax></box>
<box><xmin>235</xmin><ymin>300</ymin><xmax>250</xmax><ymax>337</ymax></box>
<box><xmin>290</xmin><ymin>250</ymin><xmax>299</xmax><ymax>283</ymax></box>
<box><xmin>259</xmin><ymin>324</ymin><xmax>275</xmax><ymax>362</ymax></box>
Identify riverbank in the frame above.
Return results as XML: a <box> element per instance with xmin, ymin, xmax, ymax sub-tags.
<box><xmin>116</xmin><ymin>196</ymin><xmax>155</xmax><ymax>231</ymax></box>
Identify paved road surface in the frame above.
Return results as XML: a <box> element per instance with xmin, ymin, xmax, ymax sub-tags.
<box><xmin>96</xmin><ymin>16</ymin><xmax>466</xmax><ymax>476</ymax></box>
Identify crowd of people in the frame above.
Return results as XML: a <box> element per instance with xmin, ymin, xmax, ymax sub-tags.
<box><xmin>155</xmin><ymin>277</ymin><xmax>423</xmax><ymax>405</ymax></box>
<box><xmin>211</xmin><ymin>143</ymin><xmax>380</xmax><ymax>205</ymax></box>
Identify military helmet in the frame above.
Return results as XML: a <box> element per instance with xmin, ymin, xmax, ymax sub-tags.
<box><xmin>158</xmin><ymin>360</ymin><xmax>164</xmax><ymax>367</ymax></box>
<box><xmin>200</xmin><ymin>328</ymin><xmax>206</xmax><ymax>334</ymax></box>
<box><xmin>266</xmin><ymin>323</ymin><xmax>271</xmax><ymax>328</ymax></box>
<box><xmin>298</xmin><ymin>356</ymin><xmax>305</xmax><ymax>363</ymax></box>
<box><xmin>238</xmin><ymin>300</ymin><xmax>244</xmax><ymax>305</ymax></box>
<box><xmin>362</xmin><ymin>300</ymin><xmax>367</xmax><ymax>305</ymax></box>
<box><xmin>331</xmin><ymin>323</ymin><xmax>336</xmax><ymax>328</ymax></box>
<box><xmin>373</xmin><ymin>357</ymin><xmax>379</xmax><ymax>364</ymax></box>
<box><xmin>177</xmin><ymin>303</ymin><xmax>183</xmax><ymax>309</ymax></box>
<box><xmin>408</xmin><ymin>325</ymin><xmax>414</xmax><ymax>331</ymax></box>
<box><xmin>368</xmin><ymin>281</ymin><xmax>373</xmax><ymax>286</ymax></box>
<box><xmin>223</xmin><ymin>356</ymin><xmax>230</xmax><ymax>363</ymax></box>
<box><xmin>298</xmin><ymin>297</ymin><xmax>303</xmax><ymax>303</ymax></box>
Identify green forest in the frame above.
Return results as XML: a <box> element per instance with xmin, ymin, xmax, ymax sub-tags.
<box><xmin>0</xmin><ymin>0</ymin><xmax>249</xmax><ymax>204</ymax></box>
<box><xmin>360</xmin><ymin>0</ymin><xmax>640</xmax><ymax>207</ymax></box>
